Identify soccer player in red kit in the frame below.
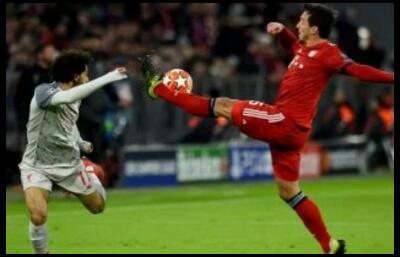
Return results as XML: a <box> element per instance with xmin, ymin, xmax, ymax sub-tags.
<box><xmin>139</xmin><ymin>4</ymin><xmax>394</xmax><ymax>254</ymax></box>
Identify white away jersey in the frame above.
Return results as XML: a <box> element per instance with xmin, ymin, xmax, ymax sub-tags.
<box><xmin>19</xmin><ymin>82</ymin><xmax>84</xmax><ymax>177</ymax></box>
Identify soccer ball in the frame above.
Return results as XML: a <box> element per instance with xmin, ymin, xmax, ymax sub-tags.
<box><xmin>162</xmin><ymin>68</ymin><xmax>193</xmax><ymax>94</ymax></box>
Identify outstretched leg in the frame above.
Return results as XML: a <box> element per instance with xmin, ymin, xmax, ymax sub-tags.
<box><xmin>139</xmin><ymin>55</ymin><xmax>237</xmax><ymax>120</ymax></box>
<box><xmin>139</xmin><ymin>55</ymin><xmax>346</xmax><ymax>253</ymax></box>
<box><xmin>154</xmin><ymin>82</ymin><xmax>238</xmax><ymax>120</ymax></box>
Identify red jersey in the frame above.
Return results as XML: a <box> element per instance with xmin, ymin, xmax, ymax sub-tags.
<box><xmin>275</xmin><ymin>29</ymin><xmax>353</xmax><ymax>129</ymax></box>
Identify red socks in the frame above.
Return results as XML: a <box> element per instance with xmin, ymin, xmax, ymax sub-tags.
<box><xmin>290</xmin><ymin>195</ymin><xmax>331</xmax><ymax>253</ymax></box>
<box><xmin>154</xmin><ymin>83</ymin><xmax>213</xmax><ymax>117</ymax></box>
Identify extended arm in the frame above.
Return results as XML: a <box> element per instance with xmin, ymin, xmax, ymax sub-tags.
<box><xmin>50</xmin><ymin>68</ymin><xmax>128</xmax><ymax>105</ymax></box>
<box><xmin>343</xmin><ymin>63</ymin><xmax>394</xmax><ymax>84</ymax></box>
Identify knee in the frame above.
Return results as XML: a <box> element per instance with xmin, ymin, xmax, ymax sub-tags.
<box><xmin>30</xmin><ymin>209</ymin><xmax>47</xmax><ymax>225</ymax></box>
<box><xmin>278</xmin><ymin>191</ymin><xmax>291</xmax><ymax>202</ymax></box>
<box><xmin>215</xmin><ymin>97</ymin><xmax>236</xmax><ymax>119</ymax></box>
<box><xmin>277</xmin><ymin>186</ymin><xmax>299</xmax><ymax>202</ymax></box>
<box><xmin>275</xmin><ymin>178</ymin><xmax>301</xmax><ymax>202</ymax></box>
<box><xmin>88</xmin><ymin>201</ymin><xmax>105</xmax><ymax>215</ymax></box>
<box><xmin>216</xmin><ymin>97</ymin><xmax>234</xmax><ymax>109</ymax></box>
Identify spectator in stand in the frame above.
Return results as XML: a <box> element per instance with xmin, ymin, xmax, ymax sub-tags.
<box><xmin>14</xmin><ymin>43</ymin><xmax>57</xmax><ymax>141</ymax></box>
<box><xmin>363</xmin><ymin>91</ymin><xmax>394</xmax><ymax>169</ymax></box>
<box><xmin>313</xmin><ymin>90</ymin><xmax>356</xmax><ymax>139</ymax></box>
<box><xmin>353</xmin><ymin>27</ymin><xmax>386</xmax><ymax>68</ymax></box>
<box><xmin>364</xmin><ymin>91</ymin><xmax>394</xmax><ymax>140</ymax></box>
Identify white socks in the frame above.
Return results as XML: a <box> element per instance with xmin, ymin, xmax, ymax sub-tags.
<box><xmin>29</xmin><ymin>222</ymin><xmax>48</xmax><ymax>254</ymax></box>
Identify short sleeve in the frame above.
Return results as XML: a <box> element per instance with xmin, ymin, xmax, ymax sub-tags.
<box><xmin>35</xmin><ymin>83</ymin><xmax>59</xmax><ymax>109</ymax></box>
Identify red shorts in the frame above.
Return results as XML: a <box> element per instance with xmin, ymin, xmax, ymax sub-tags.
<box><xmin>231</xmin><ymin>100</ymin><xmax>310</xmax><ymax>181</ymax></box>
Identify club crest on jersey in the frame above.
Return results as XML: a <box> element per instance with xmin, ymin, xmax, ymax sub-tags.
<box><xmin>308</xmin><ymin>50</ymin><xmax>318</xmax><ymax>58</ymax></box>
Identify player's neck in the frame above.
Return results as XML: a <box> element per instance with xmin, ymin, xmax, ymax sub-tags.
<box><xmin>305</xmin><ymin>36</ymin><xmax>328</xmax><ymax>47</ymax></box>
<box><xmin>58</xmin><ymin>82</ymin><xmax>74</xmax><ymax>90</ymax></box>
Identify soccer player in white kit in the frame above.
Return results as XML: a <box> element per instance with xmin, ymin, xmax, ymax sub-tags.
<box><xmin>18</xmin><ymin>49</ymin><xmax>128</xmax><ymax>254</ymax></box>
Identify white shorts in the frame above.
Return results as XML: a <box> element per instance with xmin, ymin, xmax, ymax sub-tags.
<box><xmin>20</xmin><ymin>166</ymin><xmax>97</xmax><ymax>196</ymax></box>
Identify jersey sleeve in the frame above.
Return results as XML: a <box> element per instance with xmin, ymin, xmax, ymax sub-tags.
<box><xmin>343</xmin><ymin>63</ymin><xmax>394</xmax><ymax>83</ymax></box>
<box><xmin>323</xmin><ymin>46</ymin><xmax>354</xmax><ymax>73</ymax></box>
<box><xmin>278</xmin><ymin>28</ymin><xmax>301</xmax><ymax>54</ymax></box>
<box><xmin>35</xmin><ymin>83</ymin><xmax>59</xmax><ymax>109</ymax></box>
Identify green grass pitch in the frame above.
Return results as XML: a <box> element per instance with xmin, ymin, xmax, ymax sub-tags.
<box><xmin>6</xmin><ymin>175</ymin><xmax>393</xmax><ymax>254</ymax></box>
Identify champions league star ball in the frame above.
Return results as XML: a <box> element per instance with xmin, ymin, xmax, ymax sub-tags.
<box><xmin>162</xmin><ymin>68</ymin><xmax>193</xmax><ymax>94</ymax></box>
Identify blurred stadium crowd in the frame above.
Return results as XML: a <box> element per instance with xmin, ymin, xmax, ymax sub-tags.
<box><xmin>6</xmin><ymin>3</ymin><xmax>394</xmax><ymax>186</ymax></box>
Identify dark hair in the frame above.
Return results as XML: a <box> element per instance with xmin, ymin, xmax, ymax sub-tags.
<box><xmin>304</xmin><ymin>3</ymin><xmax>337</xmax><ymax>39</ymax></box>
<box><xmin>51</xmin><ymin>49</ymin><xmax>92</xmax><ymax>82</ymax></box>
